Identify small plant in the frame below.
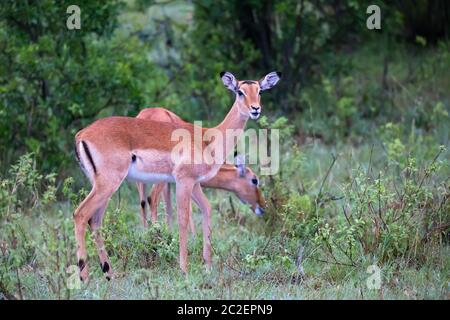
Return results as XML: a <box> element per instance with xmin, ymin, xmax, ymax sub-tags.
<box><xmin>0</xmin><ymin>153</ymin><xmax>61</xmax><ymax>299</ymax></box>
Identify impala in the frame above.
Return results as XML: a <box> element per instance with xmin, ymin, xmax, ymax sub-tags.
<box><xmin>74</xmin><ymin>71</ymin><xmax>281</xmax><ymax>280</ymax></box>
<box><xmin>135</xmin><ymin>107</ymin><xmax>266</xmax><ymax>233</ymax></box>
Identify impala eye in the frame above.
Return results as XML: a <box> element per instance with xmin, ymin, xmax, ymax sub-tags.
<box><xmin>251</xmin><ymin>178</ymin><xmax>258</xmax><ymax>185</ymax></box>
<box><xmin>238</xmin><ymin>90</ymin><xmax>244</xmax><ymax>97</ymax></box>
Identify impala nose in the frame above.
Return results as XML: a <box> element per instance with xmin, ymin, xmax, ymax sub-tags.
<box><xmin>250</xmin><ymin>106</ymin><xmax>261</xmax><ymax>119</ymax></box>
<box><xmin>255</xmin><ymin>206</ymin><xmax>264</xmax><ymax>215</ymax></box>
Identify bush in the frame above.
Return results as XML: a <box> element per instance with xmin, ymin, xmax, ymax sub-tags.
<box><xmin>0</xmin><ymin>1</ymin><xmax>171</xmax><ymax>174</ymax></box>
<box><xmin>259</xmin><ymin>141</ymin><xmax>449</xmax><ymax>275</ymax></box>
<box><xmin>0</xmin><ymin>153</ymin><xmax>68</xmax><ymax>299</ymax></box>
<box><xmin>102</xmin><ymin>212</ymin><xmax>178</xmax><ymax>271</ymax></box>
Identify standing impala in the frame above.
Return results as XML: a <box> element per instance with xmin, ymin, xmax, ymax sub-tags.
<box><xmin>74</xmin><ymin>71</ymin><xmax>281</xmax><ymax>281</ymax></box>
<box><xmin>135</xmin><ymin>107</ymin><xmax>266</xmax><ymax>232</ymax></box>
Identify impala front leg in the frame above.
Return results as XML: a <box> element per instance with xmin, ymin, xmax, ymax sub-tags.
<box><xmin>192</xmin><ymin>184</ymin><xmax>212</xmax><ymax>269</ymax></box>
<box><xmin>175</xmin><ymin>178</ymin><xmax>195</xmax><ymax>274</ymax></box>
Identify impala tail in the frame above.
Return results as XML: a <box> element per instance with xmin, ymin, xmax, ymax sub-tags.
<box><xmin>75</xmin><ymin>138</ymin><xmax>97</xmax><ymax>184</ymax></box>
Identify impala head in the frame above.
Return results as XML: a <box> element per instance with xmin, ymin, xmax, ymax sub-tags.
<box><xmin>220</xmin><ymin>71</ymin><xmax>282</xmax><ymax>120</ymax></box>
<box><xmin>233</xmin><ymin>158</ymin><xmax>266</xmax><ymax>216</ymax></box>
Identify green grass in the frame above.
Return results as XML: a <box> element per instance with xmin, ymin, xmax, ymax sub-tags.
<box><xmin>1</xmin><ymin>138</ymin><xmax>448</xmax><ymax>300</ymax></box>
<box><xmin>18</xmin><ymin>258</ymin><xmax>449</xmax><ymax>299</ymax></box>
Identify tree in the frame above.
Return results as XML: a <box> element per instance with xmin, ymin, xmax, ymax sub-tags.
<box><xmin>0</xmin><ymin>0</ymin><xmax>168</xmax><ymax>174</ymax></box>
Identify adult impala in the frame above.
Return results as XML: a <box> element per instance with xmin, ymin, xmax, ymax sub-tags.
<box><xmin>74</xmin><ymin>71</ymin><xmax>281</xmax><ymax>280</ymax></box>
<box><xmin>135</xmin><ymin>107</ymin><xmax>266</xmax><ymax>232</ymax></box>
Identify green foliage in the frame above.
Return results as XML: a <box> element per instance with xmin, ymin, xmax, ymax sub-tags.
<box><xmin>261</xmin><ymin>142</ymin><xmax>449</xmax><ymax>273</ymax></box>
<box><xmin>0</xmin><ymin>0</ymin><xmax>170</xmax><ymax>173</ymax></box>
<box><xmin>1</xmin><ymin>0</ymin><xmax>449</xmax><ymax>173</ymax></box>
<box><xmin>102</xmin><ymin>213</ymin><xmax>178</xmax><ymax>270</ymax></box>
<box><xmin>0</xmin><ymin>153</ymin><xmax>65</xmax><ymax>299</ymax></box>
<box><xmin>0</xmin><ymin>153</ymin><xmax>56</xmax><ymax>217</ymax></box>
<box><xmin>0</xmin><ymin>143</ymin><xmax>448</xmax><ymax>299</ymax></box>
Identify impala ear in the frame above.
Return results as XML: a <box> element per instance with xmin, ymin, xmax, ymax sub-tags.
<box><xmin>259</xmin><ymin>71</ymin><xmax>282</xmax><ymax>91</ymax></box>
<box><xmin>234</xmin><ymin>153</ymin><xmax>246</xmax><ymax>177</ymax></box>
<box><xmin>220</xmin><ymin>71</ymin><xmax>238</xmax><ymax>92</ymax></box>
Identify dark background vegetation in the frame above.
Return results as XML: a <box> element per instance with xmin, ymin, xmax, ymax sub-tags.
<box><xmin>0</xmin><ymin>0</ymin><xmax>449</xmax><ymax>299</ymax></box>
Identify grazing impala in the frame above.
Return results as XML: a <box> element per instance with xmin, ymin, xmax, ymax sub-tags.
<box><xmin>74</xmin><ymin>71</ymin><xmax>281</xmax><ymax>280</ymax></box>
<box><xmin>135</xmin><ymin>108</ymin><xmax>266</xmax><ymax>232</ymax></box>
<box><xmin>144</xmin><ymin>164</ymin><xmax>264</xmax><ymax>232</ymax></box>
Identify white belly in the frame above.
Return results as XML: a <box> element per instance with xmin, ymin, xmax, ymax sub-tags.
<box><xmin>126</xmin><ymin>164</ymin><xmax>175</xmax><ymax>183</ymax></box>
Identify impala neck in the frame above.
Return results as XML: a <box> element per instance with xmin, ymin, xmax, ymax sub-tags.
<box><xmin>213</xmin><ymin>100</ymin><xmax>249</xmax><ymax>162</ymax></box>
<box><xmin>202</xmin><ymin>169</ymin><xmax>238</xmax><ymax>192</ymax></box>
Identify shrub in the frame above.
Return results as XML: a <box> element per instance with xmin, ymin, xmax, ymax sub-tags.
<box><xmin>102</xmin><ymin>212</ymin><xmax>178</xmax><ymax>271</ymax></box>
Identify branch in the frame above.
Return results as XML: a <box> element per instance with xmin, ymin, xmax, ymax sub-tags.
<box><xmin>422</xmin><ymin>223</ymin><xmax>450</xmax><ymax>243</ymax></box>
<box><xmin>316</xmin><ymin>154</ymin><xmax>337</xmax><ymax>205</ymax></box>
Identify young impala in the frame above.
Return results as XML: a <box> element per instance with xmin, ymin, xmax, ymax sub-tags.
<box><xmin>74</xmin><ymin>71</ymin><xmax>280</xmax><ymax>281</ymax></box>
<box><xmin>135</xmin><ymin>108</ymin><xmax>266</xmax><ymax>232</ymax></box>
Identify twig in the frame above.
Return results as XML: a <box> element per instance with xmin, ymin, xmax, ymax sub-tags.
<box><xmin>421</xmin><ymin>223</ymin><xmax>450</xmax><ymax>243</ymax></box>
<box><xmin>331</xmin><ymin>239</ymin><xmax>357</xmax><ymax>267</ymax></box>
<box><xmin>315</xmin><ymin>154</ymin><xmax>338</xmax><ymax>212</ymax></box>
<box><xmin>310</xmin><ymin>257</ymin><xmax>355</xmax><ymax>268</ymax></box>
<box><xmin>341</xmin><ymin>205</ymin><xmax>352</xmax><ymax>226</ymax></box>
<box><xmin>209</xmin><ymin>237</ymin><xmax>246</xmax><ymax>276</ymax></box>
<box><xmin>403</xmin><ymin>148</ymin><xmax>445</xmax><ymax>224</ymax></box>
<box><xmin>377</xmin><ymin>172</ymin><xmax>387</xmax><ymax>230</ymax></box>
<box><xmin>317</xmin><ymin>154</ymin><xmax>337</xmax><ymax>200</ymax></box>
<box><xmin>417</xmin><ymin>148</ymin><xmax>443</xmax><ymax>190</ymax></box>
<box><xmin>260</xmin><ymin>229</ymin><xmax>274</xmax><ymax>256</ymax></box>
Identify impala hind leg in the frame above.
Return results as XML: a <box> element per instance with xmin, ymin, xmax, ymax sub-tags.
<box><xmin>187</xmin><ymin>182</ymin><xmax>196</xmax><ymax>236</ymax></box>
<box><xmin>150</xmin><ymin>183</ymin><xmax>165</xmax><ymax>224</ymax></box>
<box><xmin>137</xmin><ymin>182</ymin><xmax>148</xmax><ymax>227</ymax></box>
<box><xmin>175</xmin><ymin>179</ymin><xmax>195</xmax><ymax>274</ymax></box>
<box><xmin>74</xmin><ymin>179</ymin><xmax>122</xmax><ymax>282</ymax></box>
<box><xmin>162</xmin><ymin>183</ymin><xmax>174</xmax><ymax>228</ymax></box>
<box><xmin>189</xmin><ymin>211</ymin><xmax>196</xmax><ymax>236</ymax></box>
<box><xmin>192</xmin><ymin>184</ymin><xmax>212</xmax><ymax>269</ymax></box>
<box><xmin>89</xmin><ymin>199</ymin><xmax>114</xmax><ymax>280</ymax></box>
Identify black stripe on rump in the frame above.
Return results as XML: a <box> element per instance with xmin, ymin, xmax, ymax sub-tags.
<box><xmin>75</xmin><ymin>143</ymin><xmax>81</xmax><ymax>163</ymax></box>
<box><xmin>81</xmin><ymin>140</ymin><xmax>97</xmax><ymax>175</ymax></box>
